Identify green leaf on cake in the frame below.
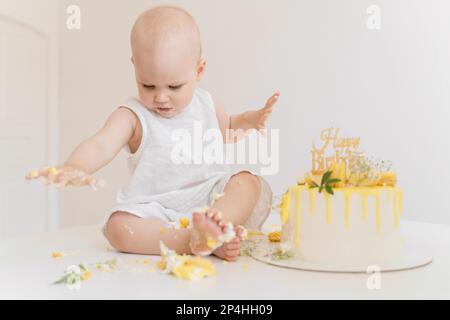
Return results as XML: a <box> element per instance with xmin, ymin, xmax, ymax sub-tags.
<box><xmin>311</xmin><ymin>170</ymin><xmax>341</xmax><ymax>196</ymax></box>
<box><xmin>326</xmin><ymin>178</ymin><xmax>341</xmax><ymax>184</ymax></box>
<box><xmin>325</xmin><ymin>185</ymin><xmax>334</xmax><ymax>195</ymax></box>
<box><xmin>321</xmin><ymin>171</ymin><xmax>332</xmax><ymax>186</ymax></box>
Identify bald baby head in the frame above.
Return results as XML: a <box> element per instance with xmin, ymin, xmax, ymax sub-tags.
<box><xmin>130</xmin><ymin>6</ymin><xmax>206</xmax><ymax>118</ymax></box>
<box><xmin>131</xmin><ymin>6</ymin><xmax>202</xmax><ymax>64</ymax></box>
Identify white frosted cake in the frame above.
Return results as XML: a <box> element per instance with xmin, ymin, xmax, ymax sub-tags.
<box><xmin>279</xmin><ymin>128</ymin><xmax>404</xmax><ymax>269</ymax></box>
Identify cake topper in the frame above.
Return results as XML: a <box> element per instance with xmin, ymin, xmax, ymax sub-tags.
<box><xmin>307</xmin><ymin>127</ymin><xmax>396</xmax><ymax>188</ymax></box>
<box><xmin>312</xmin><ymin>127</ymin><xmax>364</xmax><ymax>175</ymax></box>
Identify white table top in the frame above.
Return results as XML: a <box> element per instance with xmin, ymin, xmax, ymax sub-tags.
<box><xmin>0</xmin><ymin>219</ymin><xmax>449</xmax><ymax>299</ymax></box>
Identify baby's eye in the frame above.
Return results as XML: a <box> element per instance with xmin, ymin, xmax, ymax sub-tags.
<box><xmin>169</xmin><ymin>85</ymin><xmax>183</xmax><ymax>90</ymax></box>
<box><xmin>143</xmin><ymin>84</ymin><xmax>155</xmax><ymax>90</ymax></box>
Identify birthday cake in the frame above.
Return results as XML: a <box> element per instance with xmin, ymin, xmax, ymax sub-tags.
<box><xmin>279</xmin><ymin>128</ymin><xmax>404</xmax><ymax>269</ymax></box>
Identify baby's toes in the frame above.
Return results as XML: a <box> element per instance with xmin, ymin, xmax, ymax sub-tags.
<box><xmin>220</xmin><ymin>223</ymin><xmax>230</xmax><ymax>234</ymax></box>
<box><xmin>205</xmin><ymin>208</ymin><xmax>215</xmax><ymax>218</ymax></box>
<box><xmin>211</xmin><ymin>211</ymin><xmax>223</xmax><ymax>223</ymax></box>
<box><xmin>225</xmin><ymin>247</ymin><xmax>240</xmax><ymax>261</ymax></box>
<box><xmin>192</xmin><ymin>212</ymin><xmax>207</xmax><ymax>228</ymax></box>
<box><xmin>225</xmin><ymin>239</ymin><xmax>240</xmax><ymax>251</ymax></box>
<box><xmin>235</xmin><ymin>225</ymin><xmax>248</xmax><ymax>240</ymax></box>
<box><xmin>202</xmin><ymin>210</ymin><xmax>223</xmax><ymax>237</ymax></box>
<box><xmin>235</xmin><ymin>226</ymin><xmax>243</xmax><ymax>238</ymax></box>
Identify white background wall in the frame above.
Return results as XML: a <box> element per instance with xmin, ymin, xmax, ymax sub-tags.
<box><xmin>0</xmin><ymin>0</ymin><xmax>60</xmax><ymax>234</ymax></box>
<box><xmin>56</xmin><ymin>0</ymin><xmax>450</xmax><ymax>227</ymax></box>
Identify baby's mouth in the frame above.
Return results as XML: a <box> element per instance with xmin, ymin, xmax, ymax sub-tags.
<box><xmin>156</xmin><ymin>107</ymin><xmax>173</xmax><ymax>113</ymax></box>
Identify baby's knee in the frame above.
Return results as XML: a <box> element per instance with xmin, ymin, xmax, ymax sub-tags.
<box><xmin>105</xmin><ymin>212</ymin><xmax>133</xmax><ymax>252</ymax></box>
<box><xmin>233</xmin><ymin>171</ymin><xmax>261</xmax><ymax>193</ymax></box>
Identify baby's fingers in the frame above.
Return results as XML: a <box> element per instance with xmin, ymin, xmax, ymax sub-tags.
<box><xmin>25</xmin><ymin>166</ymin><xmax>51</xmax><ymax>180</ymax></box>
<box><xmin>263</xmin><ymin>92</ymin><xmax>280</xmax><ymax>110</ymax></box>
<box><xmin>54</xmin><ymin>170</ymin><xmax>79</xmax><ymax>188</ymax></box>
<box><xmin>65</xmin><ymin>172</ymin><xmax>104</xmax><ymax>190</ymax></box>
<box><xmin>25</xmin><ymin>170</ymin><xmax>40</xmax><ymax>180</ymax></box>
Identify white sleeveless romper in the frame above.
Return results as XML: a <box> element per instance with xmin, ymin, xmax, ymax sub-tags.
<box><xmin>102</xmin><ymin>88</ymin><xmax>272</xmax><ymax>232</ymax></box>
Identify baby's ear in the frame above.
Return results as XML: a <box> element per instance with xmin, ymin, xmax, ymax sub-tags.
<box><xmin>196</xmin><ymin>59</ymin><xmax>206</xmax><ymax>80</ymax></box>
<box><xmin>130</xmin><ymin>56</ymin><xmax>135</xmax><ymax>65</ymax></box>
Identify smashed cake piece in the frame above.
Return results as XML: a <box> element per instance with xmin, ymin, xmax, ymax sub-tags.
<box><xmin>157</xmin><ymin>241</ymin><xmax>216</xmax><ymax>280</ymax></box>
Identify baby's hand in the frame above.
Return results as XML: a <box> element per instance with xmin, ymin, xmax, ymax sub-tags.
<box><xmin>248</xmin><ymin>92</ymin><xmax>280</xmax><ymax>131</ymax></box>
<box><xmin>25</xmin><ymin>166</ymin><xmax>105</xmax><ymax>190</ymax></box>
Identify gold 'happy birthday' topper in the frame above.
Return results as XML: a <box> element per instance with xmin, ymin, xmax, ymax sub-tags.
<box><xmin>312</xmin><ymin>128</ymin><xmax>364</xmax><ymax>175</ymax></box>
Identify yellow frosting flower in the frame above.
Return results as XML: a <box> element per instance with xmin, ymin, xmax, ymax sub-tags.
<box><xmin>81</xmin><ymin>271</ymin><xmax>91</xmax><ymax>281</ymax></box>
<box><xmin>156</xmin><ymin>260</ymin><xmax>166</xmax><ymax>270</ymax></box>
<box><xmin>179</xmin><ymin>217</ymin><xmax>190</xmax><ymax>229</ymax></box>
<box><xmin>52</xmin><ymin>251</ymin><xmax>63</xmax><ymax>259</ymax></box>
<box><xmin>304</xmin><ymin>172</ymin><xmax>322</xmax><ymax>187</ymax></box>
<box><xmin>377</xmin><ymin>171</ymin><xmax>397</xmax><ymax>186</ymax></box>
<box><xmin>268</xmin><ymin>231</ymin><xmax>281</xmax><ymax>242</ymax></box>
<box><xmin>296</xmin><ymin>176</ymin><xmax>306</xmax><ymax>185</ymax></box>
<box><xmin>304</xmin><ymin>172</ymin><xmax>315</xmax><ymax>186</ymax></box>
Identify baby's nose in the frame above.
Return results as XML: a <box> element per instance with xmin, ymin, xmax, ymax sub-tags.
<box><xmin>155</xmin><ymin>93</ymin><xmax>169</xmax><ymax>103</ymax></box>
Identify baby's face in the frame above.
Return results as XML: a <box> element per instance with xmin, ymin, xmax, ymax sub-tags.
<box><xmin>133</xmin><ymin>44</ymin><xmax>205</xmax><ymax>118</ymax></box>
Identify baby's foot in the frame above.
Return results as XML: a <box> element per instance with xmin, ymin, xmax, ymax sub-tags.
<box><xmin>213</xmin><ymin>226</ymin><xmax>246</xmax><ymax>262</ymax></box>
<box><xmin>190</xmin><ymin>208</ymin><xmax>226</xmax><ymax>256</ymax></box>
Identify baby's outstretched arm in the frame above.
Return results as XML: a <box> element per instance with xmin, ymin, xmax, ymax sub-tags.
<box><xmin>26</xmin><ymin>107</ymin><xmax>137</xmax><ymax>188</ymax></box>
<box><xmin>214</xmin><ymin>92</ymin><xmax>280</xmax><ymax>143</ymax></box>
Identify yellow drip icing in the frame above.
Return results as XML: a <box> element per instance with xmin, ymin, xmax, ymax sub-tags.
<box><xmin>325</xmin><ymin>193</ymin><xmax>331</xmax><ymax>224</ymax></box>
<box><xmin>284</xmin><ymin>185</ymin><xmax>402</xmax><ymax>234</ymax></box>
<box><xmin>295</xmin><ymin>187</ymin><xmax>301</xmax><ymax>245</ymax></box>
<box><xmin>398</xmin><ymin>189</ymin><xmax>403</xmax><ymax>216</ymax></box>
<box><xmin>344</xmin><ymin>191</ymin><xmax>350</xmax><ymax>229</ymax></box>
<box><xmin>393</xmin><ymin>190</ymin><xmax>399</xmax><ymax>227</ymax></box>
<box><xmin>361</xmin><ymin>192</ymin><xmax>367</xmax><ymax>222</ymax></box>
<box><xmin>308</xmin><ymin>189</ymin><xmax>315</xmax><ymax>214</ymax></box>
<box><xmin>375</xmin><ymin>191</ymin><xmax>381</xmax><ymax>234</ymax></box>
<box><xmin>280</xmin><ymin>188</ymin><xmax>292</xmax><ymax>224</ymax></box>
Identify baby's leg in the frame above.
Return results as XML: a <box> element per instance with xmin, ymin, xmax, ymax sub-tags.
<box><xmin>105</xmin><ymin>172</ymin><xmax>261</xmax><ymax>259</ymax></box>
<box><xmin>209</xmin><ymin>171</ymin><xmax>261</xmax><ymax>261</ymax></box>
<box><xmin>105</xmin><ymin>212</ymin><xmax>193</xmax><ymax>255</ymax></box>
<box><xmin>105</xmin><ymin>211</ymin><xmax>228</xmax><ymax>256</ymax></box>
<box><xmin>212</xmin><ymin>171</ymin><xmax>261</xmax><ymax>225</ymax></box>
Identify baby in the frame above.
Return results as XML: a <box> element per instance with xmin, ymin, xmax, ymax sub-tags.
<box><xmin>27</xmin><ymin>6</ymin><xmax>279</xmax><ymax>262</ymax></box>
